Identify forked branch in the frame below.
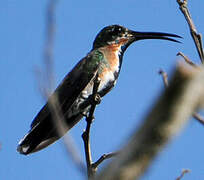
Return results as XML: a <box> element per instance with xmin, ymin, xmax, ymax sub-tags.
<box><xmin>177</xmin><ymin>0</ymin><xmax>204</xmax><ymax>63</ymax></box>
<box><xmin>82</xmin><ymin>75</ymin><xmax>118</xmax><ymax>179</ymax></box>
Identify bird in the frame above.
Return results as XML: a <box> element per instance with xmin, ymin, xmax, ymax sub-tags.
<box><xmin>17</xmin><ymin>24</ymin><xmax>181</xmax><ymax>155</ymax></box>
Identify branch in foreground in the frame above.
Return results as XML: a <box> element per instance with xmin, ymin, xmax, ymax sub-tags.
<box><xmin>47</xmin><ymin>94</ymin><xmax>86</xmax><ymax>174</ymax></box>
<box><xmin>40</xmin><ymin>0</ymin><xmax>86</xmax><ymax>175</ymax></box>
<box><xmin>159</xmin><ymin>68</ymin><xmax>204</xmax><ymax>126</ymax></box>
<box><xmin>97</xmin><ymin>63</ymin><xmax>204</xmax><ymax>180</ymax></box>
<box><xmin>44</xmin><ymin>0</ymin><xmax>57</xmax><ymax>92</ymax></box>
<box><xmin>193</xmin><ymin>113</ymin><xmax>204</xmax><ymax>126</ymax></box>
<box><xmin>177</xmin><ymin>0</ymin><xmax>204</xmax><ymax>63</ymax></box>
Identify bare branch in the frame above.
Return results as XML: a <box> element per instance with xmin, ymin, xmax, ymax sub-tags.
<box><xmin>176</xmin><ymin>169</ymin><xmax>190</xmax><ymax>180</ymax></box>
<box><xmin>159</xmin><ymin>68</ymin><xmax>204</xmax><ymax>126</ymax></box>
<box><xmin>81</xmin><ymin>75</ymin><xmax>118</xmax><ymax>178</ymax></box>
<box><xmin>39</xmin><ymin>0</ymin><xmax>86</xmax><ymax>175</ymax></box>
<box><xmin>97</xmin><ymin>63</ymin><xmax>204</xmax><ymax>180</ymax></box>
<box><xmin>82</xmin><ymin>75</ymin><xmax>101</xmax><ymax>179</ymax></box>
<box><xmin>92</xmin><ymin>152</ymin><xmax>119</xmax><ymax>169</ymax></box>
<box><xmin>47</xmin><ymin>95</ymin><xmax>86</xmax><ymax>173</ymax></box>
<box><xmin>177</xmin><ymin>0</ymin><xmax>204</xmax><ymax>63</ymax></box>
<box><xmin>193</xmin><ymin>112</ymin><xmax>204</xmax><ymax>126</ymax></box>
<box><xmin>42</xmin><ymin>1</ymin><xmax>118</xmax><ymax>177</ymax></box>
<box><xmin>177</xmin><ymin>52</ymin><xmax>198</xmax><ymax>67</ymax></box>
<box><xmin>158</xmin><ymin>69</ymin><xmax>169</xmax><ymax>87</ymax></box>
<box><xmin>44</xmin><ymin>0</ymin><xmax>57</xmax><ymax>93</ymax></box>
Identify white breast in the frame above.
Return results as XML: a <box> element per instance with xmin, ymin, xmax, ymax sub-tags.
<box><xmin>98</xmin><ymin>71</ymin><xmax>116</xmax><ymax>92</ymax></box>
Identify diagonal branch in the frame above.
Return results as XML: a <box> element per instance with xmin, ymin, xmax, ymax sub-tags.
<box><xmin>97</xmin><ymin>63</ymin><xmax>204</xmax><ymax>180</ymax></box>
<box><xmin>193</xmin><ymin>113</ymin><xmax>204</xmax><ymax>126</ymax></box>
<box><xmin>177</xmin><ymin>52</ymin><xmax>198</xmax><ymax>67</ymax></box>
<box><xmin>159</xmin><ymin>68</ymin><xmax>204</xmax><ymax>126</ymax></box>
<box><xmin>39</xmin><ymin>0</ymin><xmax>86</xmax><ymax>175</ymax></box>
<box><xmin>176</xmin><ymin>169</ymin><xmax>190</xmax><ymax>180</ymax></box>
<box><xmin>177</xmin><ymin>0</ymin><xmax>204</xmax><ymax>63</ymax></box>
<box><xmin>92</xmin><ymin>152</ymin><xmax>119</xmax><ymax>169</ymax></box>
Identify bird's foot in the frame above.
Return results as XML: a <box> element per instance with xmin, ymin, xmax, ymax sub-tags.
<box><xmin>92</xmin><ymin>93</ymin><xmax>101</xmax><ymax>105</ymax></box>
<box><xmin>81</xmin><ymin>112</ymin><xmax>88</xmax><ymax>118</ymax></box>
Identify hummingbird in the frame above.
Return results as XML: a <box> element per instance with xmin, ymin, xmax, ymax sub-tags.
<box><xmin>17</xmin><ymin>25</ymin><xmax>181</xmax><ymax>155</ymax></box>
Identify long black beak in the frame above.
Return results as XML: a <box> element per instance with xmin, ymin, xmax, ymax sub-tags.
<box><xmin>131</xmin><ymin>31</ymin><xmax>182</xmax><ymax>43</ymax></box>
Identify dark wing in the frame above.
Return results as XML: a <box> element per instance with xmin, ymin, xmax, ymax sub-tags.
<box><xmin>31</xmin><ymin>53</ymin><xmax>99</xmax><ymax>128</ymax></box>
<box><xmin>18</xmin><ymin>51</ymin><xmax>101</xmax><ymax>154</ymax></box>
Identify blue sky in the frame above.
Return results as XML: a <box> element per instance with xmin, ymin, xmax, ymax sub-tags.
<box><xmin>1</xmin><ymin>0</ymin><xmax>204</xmax><ymax>180</ymax></box>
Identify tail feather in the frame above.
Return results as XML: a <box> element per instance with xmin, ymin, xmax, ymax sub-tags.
<box><xmin>17</xmin><ymin>136</ymin><xmax>31</xmax><ymax>155</ymax></box>
<box><xmin>17</xmin><ymin>132</ymin><xmax>58</xmax><ymax>155</ymax></box>
<box><xmin>17</xmin><ymin>116</ymin><xmax>60</xmax><ymax>155</ymax></box>
<box><xmin>17</xmin><ymin>137</ymin><xmax>39</xmax><ymax>155</ymax></box>
<box><xmin>17</xmin><ymin>130</ymin><xmax>47</xmax><ymax>155</ymax></box>
<box><xmin>17</xmin><ymin>113</ymin><xmax>83</xmax><ymax>155</ymax></box>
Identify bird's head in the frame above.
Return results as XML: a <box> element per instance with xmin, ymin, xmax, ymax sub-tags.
<box><xmin>93</xmin><ymin>25</ymin><xmax>181</xmax><ymax>52</ymax></box>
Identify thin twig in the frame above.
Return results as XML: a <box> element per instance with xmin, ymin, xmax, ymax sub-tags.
<box><xmin>40</xmin><ymin>0</ymin><xmax>86</xmax><ymax>175</ymax></box>
<box><xmin>158</xmin><ymin>69</ymin><xmax>169</xmax><ymax>87</ymax></box>
<box><xmin>177</xmin><ymin>52</ymin><xmax>198</xmax><ymax>67</ymax></box>
<box><xmin>82</xmin><ymin>75</ymin><xmax>117</xmax><ymax>178</ymax></box>
<box><xmin>176</xmin><ymin>1</ymin><xmax>204</xmax><ymax>125</ymax></box>
<box><xmin>92</xmin><ymin>152</ymin><xmax>119</xmax><ymax>169</ymax></box>
<box><xmin>193</xmin><ymin>113</ymin><xmax>204</xmax><ymax>126</ymax></box>
<box><xmin>176</xmin><ymin>169</ymin><xmax>190</xmax><ymax>180</ymax></box>
<box><xmin>159</xmin><ymin>68</ymin><xmax>204</xmax><ymax>126</ymax></box>
<box><xmin>82</xmin><ymin>74</ymin><xmax>101</xmax><ymax>179</ymax></box>
<box><xmin>47</xmin><ymin>95</ymin><xmax>86</xmax><ymax>173</ymax></box>
<box><xmin>177</xmin><ymin>0</ymin><xmax>204</xmax><ymax>63</ymax></box>
<box><xmin>44</xmin><ymin>0</ymin><xmax>57</xmax><ymax>93</ymax></box>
